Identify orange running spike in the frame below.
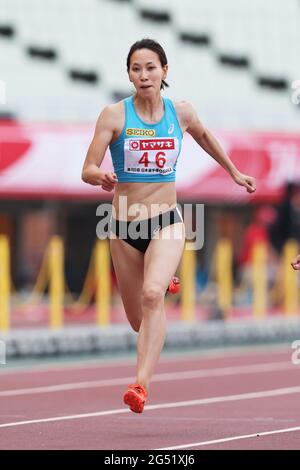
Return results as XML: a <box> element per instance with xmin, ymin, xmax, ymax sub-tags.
<box><xmin>167</xmin><ymin>276</ymin><xmax>180</xmax><ymax>294</ymax></box>
<box><xmin>123</xmin><ymin>383</ymin><xmax>147</xmax><ymax>414</ymax></box>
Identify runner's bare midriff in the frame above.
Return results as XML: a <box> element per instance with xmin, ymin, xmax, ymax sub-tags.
<box><xmin>112</xmin><ymin>181</ymin><xmax>177</xmax><ymax>221</ymax></box>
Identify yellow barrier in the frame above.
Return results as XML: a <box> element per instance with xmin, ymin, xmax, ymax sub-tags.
<box><xmin>0</xmin><ymin>235</ymin><xmax>10</xmax><ymax>331</ymax></box>
<box><xmin>49</xmin><ymin>236</ymin><xmax>64</xmax><ymax>329</ymax></box>
<box><xmin>283</xmin><ymin>239</ymin><xmax>298</xmax><ymax>316</ymax></box>
<box><xmin>216</xmin><ymin>239</ymin><xmax>232</xmax><ymax>317</ymax></box>
<box><xmin>95</xmin><ymin>239</ymin><xmax>111</xmax><ymax>326</ymax></box>
<box><xmin>252</xmin><ymin>242</ymin><xmax>267</xmax><ymax>318</ymax></box>
<box><xmin>180</xmin><ymin>245</ymin><xmax>196</xmax><ymax>321</ymax></box>
<box><xmin>2</xmin><ymin>234</ymin><xmax>299</xmax><ymax>332</ymax></box>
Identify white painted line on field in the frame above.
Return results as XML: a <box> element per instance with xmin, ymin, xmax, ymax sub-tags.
<box><xmin>156</xmin><ymin>426</ymin><xmax>300</xmax><ymax>450</ymax></box>
<box><xmin>1</xmin><ymin>385</ymin><xmax>300</xmax><ymax>429</ymax></box>
<box><xmin>0</xmin><ymin>361</ymin><xmax>295</xmax><ymax>397</ymax></box>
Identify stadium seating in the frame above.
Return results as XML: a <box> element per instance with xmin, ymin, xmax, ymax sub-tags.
<box><xmin>0</xmin><ymin>0</ymin><xmax>299</xmax><ymax>128</ymax></box>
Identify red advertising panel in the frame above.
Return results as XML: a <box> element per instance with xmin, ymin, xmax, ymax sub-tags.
<box><xmin>1</xmin><ymin>121</ymin><xmax>299</xmax><ymax>202</ymax></box>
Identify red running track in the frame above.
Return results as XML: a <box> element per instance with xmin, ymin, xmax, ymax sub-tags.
<box><xmin>0</xmin><ymin>344</ymin><xmax>300</xmax><ymax>450</ymax></box>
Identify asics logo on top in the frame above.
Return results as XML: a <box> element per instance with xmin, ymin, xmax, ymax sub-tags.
<box><xmin>126</xmin><ymin>128</ymin><xmax>156</xmax><ymax>137</ymax></box>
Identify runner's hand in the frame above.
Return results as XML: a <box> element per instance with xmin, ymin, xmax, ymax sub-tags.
<box><xmin>232</xmin><ymin>172</ymin><xmax>256</xmax><ymax>193</ymax></box>
<box><xmin>101</xmin><ymin>172</ymin><xmax>118</xmax><ymax>192</ymax></box>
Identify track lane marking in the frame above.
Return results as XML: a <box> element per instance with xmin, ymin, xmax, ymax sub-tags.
<box><xmin>0</xmin><ymin>361</ymin><xmax>295</xmax><ymax>397</ymax></box>
<box><xmin>1</xmin><ymin>385</ymin><xmax>300</xmax><ymax>429</ymax></box>
<box><xmin>156</xmin><ymin>426</ymin><xmax>300</xmax><ymax>450</ymax></box>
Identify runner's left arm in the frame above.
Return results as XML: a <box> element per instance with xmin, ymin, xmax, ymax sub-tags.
<box><xmin>185</xmin><ymin>103</ymin><xmax>256</xmax><ymax>194</ymax></box>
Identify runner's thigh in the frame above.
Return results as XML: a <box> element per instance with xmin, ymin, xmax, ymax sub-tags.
<box><xmin>144</xmin><ymin>223</ymin><xmax>185</xmax><ymax>292</ymax></box>
<box><xmin>110</xmin><ymin>237</ymin><xmax>144</xmax><ymax>331</ymax></box>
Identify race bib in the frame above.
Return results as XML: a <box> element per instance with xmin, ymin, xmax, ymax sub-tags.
<box><xmin>124</xmin><ymin>137</ymin><xmax>179</xmax><ymax>175</ymax></box>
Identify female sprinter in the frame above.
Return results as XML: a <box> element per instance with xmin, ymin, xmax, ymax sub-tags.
<box><xmin>82</xmin><ymin>38</ymin><xmax>256</xmax><ymax>413</ymax></box>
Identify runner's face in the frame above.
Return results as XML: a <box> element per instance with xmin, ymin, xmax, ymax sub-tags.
<box><xmin>128</xmin><ymin>49</ymin><xmax>168</xmax><ymax>95</ymax></box>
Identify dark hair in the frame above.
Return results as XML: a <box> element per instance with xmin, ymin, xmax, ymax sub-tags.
<box><xmin>127</xmin><ymin>38</ymin><xmax>169</xmax><ymax>90</ymax></box>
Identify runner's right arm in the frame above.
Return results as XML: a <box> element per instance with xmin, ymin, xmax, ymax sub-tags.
<box><xmin>82</xmin><ymin>106</ymin><xmax>118</xmax><ymax>192</ymax></box>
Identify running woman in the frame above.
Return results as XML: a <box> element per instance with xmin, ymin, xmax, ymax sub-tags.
<box><xmin>82</xmin><ymin>38</ymin><xmax>256</xmax><ymax>413</ymax></box>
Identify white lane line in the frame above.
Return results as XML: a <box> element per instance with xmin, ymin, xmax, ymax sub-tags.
<box><xmin>156</xmin><ymin>426</ymin><xmax>300</xmax><ymax>450</ymax></box>
<box><xmin>0</xmin><ymin>361</ymin><xmax>295</xmax><ymax>397</ymax></box>
<box><xmin>1</xmin><ymin>385</ymin><xmax>300</xmax><ymax>429</ymax></box>
<box><xmin>0</xmin><ymin>344</ymin><xmax>289</xmax><ymax>375</ymax></box>
<box><xmin>0</xmin><ymin>408</ymin><xmax>129</xmax><ymax>428</ymax></box>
